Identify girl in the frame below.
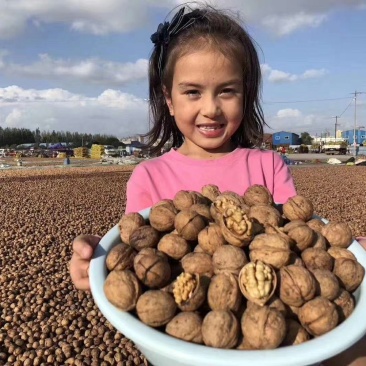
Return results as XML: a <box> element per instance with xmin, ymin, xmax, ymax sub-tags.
<box><xmin>70</xmin><ymin>5</ymin><xmax>366</xmax><ymax>365</ymax></box>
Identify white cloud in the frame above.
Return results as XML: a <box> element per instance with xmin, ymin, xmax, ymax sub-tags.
<box><xmin>0</xmin><ymin>52</ymin><xmax>148</xmax><ymax>86</ymax></box>
<box><xmin>276</xmin><ymin>109</ymin><xmax>302</xmax><ymax>119</ymax></box>
<box><xmin>0</xmin><ymin>0</ymin><xmax>364</xmax><ymax>38</ymax></box>
<box><xmin>263</xmin><ymin>64</ymin><xmax>327</xmax><ymax>83</ymax></box>
<box><xmin>0</xmin><ymin>86</ymin><xmax>149</xmax><ymax>137</ymax></box>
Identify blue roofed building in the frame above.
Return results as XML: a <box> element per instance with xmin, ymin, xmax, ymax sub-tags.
<box><xmin>272</xmin><ymin>131</ymin><xmax>301</xmax><ymax>146</ymax></box>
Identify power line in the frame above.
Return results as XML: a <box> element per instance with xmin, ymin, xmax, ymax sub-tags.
<box><xmin>263</xmin><ymin>97</ymin><xmax>353</xmax><ymax>104</ymax></box>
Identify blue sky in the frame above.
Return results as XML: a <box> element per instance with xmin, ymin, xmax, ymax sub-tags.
<box><xmin>0</xmin><ymin>0</ymin><xmax>365</xmax><ymax>138</ymax></box>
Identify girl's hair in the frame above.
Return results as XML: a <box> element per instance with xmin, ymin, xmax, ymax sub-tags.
<box><xmin>144</xmin><ymin>4</ymin><xmax>266</xmax><ymax>155</ymax></box>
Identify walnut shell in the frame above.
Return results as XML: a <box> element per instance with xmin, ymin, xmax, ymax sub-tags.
<box><xmin>198</xmin><ymin>223</ymin><xmax>226</xmax><ymax>255</ymax></box>
<box><xmin>174</xmin><ymin>209</ymin><xmax>207</xmax><ymax>241</ymax></box>
<box><xmin>136</xmin><ymin>290</ymin><xmax>177</xmax><ymax>327</ymax></box>
<box><xmin>311</xmin><ymin>269</ymin><xmax>340</xmax><ymax>300</ymax></box>
<box><xmin>247</xmin><ymin>295</ymin><xmax>288</xmax><ymax>318</ymax></box>
<box><xmin>181</xmin><ymin>252</ymin><xmax>213</xmax><ymax>278</ymax></box>
<box><xmin>322</xmin><ymin>222</ymin><xmax>353</xmax><ymax>248</ymax></box>
<box><xmin>202</xmin><ymin>310</ymin><xmax>239</xmax><ymax>349</ymax></box>
<box><xmin>173</xmin><ymin>190</ymin><xmax>201</xmax><ymax>211</ymax></box>
<box><xmin>287</xmin><ymin>225</ymin><xmax>315</xmax><ymax>252</ymax></box>
<box><xmin>238</xmin><ymin>261</ymin><xmax>277</xmax><ymax>306</ymax></box>
<box><xmin>106</xmin><ymin>243</ymin><xmax>136</xmax><ymax>271</ymax></box>
<box><xmin>283</xmin><ymin>220</ymin><xmax>307</xmax><ymax>233</ymax></box>
<box><xmin>157</xmin><ymin>233</ymin><xmax>191</xmax><ymax>260</ymax></box>
<box><xmin>333</xmin><ymin>257</ymin><xmax>365</xmax><ymax>292</ymax></box>
<box><xmin>248</xmin><ymin>204</ymin><xmax>282</xmax><ymax>228</ymax></box>
<box><xmin>166</xmin><ymin>312</ymin><xmax>203</xmax><ymax>344</ymax></box>
<box><xmin>210</xmin><ymin>192</ymin><xmax>248</xmax><ymax>222</ymax></box>
<box><xmin>201</xmin><ymin>184</ymin><xmax>221</xmax><ymax>203</ymax></box>
<box><xmin>283</xmin><ymin>195</ymin><xmax>314</xmax><ymax>222</ymax></box>
<box><xmin>249</xmin><ymin>233</ymin><xmax>291</xmax><ymax>270</ymax></box>
<box><xmin>307</xmin><ymin>218</ymin><xmax>326</xmax><ymax>233</ymax></box>
<box><xmin>149</xmin><ymin>200</ymin><xmax>178</xmax><ymax>232</ymax></box>
<box><xmin>133</xmin><ymin>248</ymin><xmax>171</xmax><ymax>288</ymax></box>
<box><xmin>190</xmin><ymin>203</ymin><xmax>212</xmax><ymax>221</ymax></box>
<box><xmin>333</xmin><ymin>288</ymin><xmax>355</xmax><ymax>323</ymax></box>
<box><xmin>129</xmin><ymin>225</ymin><xmax>160</xmax><ymax>251</ymax></box>
<box><xmin>281</xmin><ymin>319</ymin><xmax>310</xmax><ymax>346</ymax></box>
<box><xmin>243</xmin><ymin>185</ymin><xmax>274</xmax><ymax>206</ymax></box>
<box><xmin>241</xmin><ymin>305</ymin><xmax>286</xmax><ymax>349</ymax></box>
<box><xmin>311</xmin><ymin>232</ymin><xmax>328</xmax><ymax>250</ymax></box>
<box><xmin>207</xmin><ymin>273</ymin><xmax>242</xmax><ymax>312</ymax></box>
<box><xmin>301</xmin><ymin>248</ymin><xmax>334</xmax><ymax>271</ymax></box>
<box><xmin>104</xmin><ymin>270</ymin><xmax>141</xmax><ymax>311</ymax></box>
<box><xmin>172</xmin><ymin>273</ymin><xmax>207</xmax><ymax>312</ymax></box>
<box><xmin>327</xmin><ymin>247</ymin><xmax>357</xmax><ymax>261</ymax></box>
<box><xmin>277</xmin><ymin>265</ymin><xmax>316</xmax><ymax>307</ymax></box>
<box><xmin>118</xmin><ymin>212</ymin><xmax>145</xmax><ymax>244</ymax></box>
<box><xmin>212</xmin><ymin>245</ymin><xmax>248</xmax><ymax>276</ymax></box>
<box><xmin>298</xmin><ymin>296</ymin><xmax>338</xmax><ymax>336</ymax></box>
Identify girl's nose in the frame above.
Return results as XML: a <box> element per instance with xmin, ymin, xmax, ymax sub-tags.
<box><xmin>201</xmin><ymin>96</ymin><xmax>221</xmax><ymax>119</ymax></box>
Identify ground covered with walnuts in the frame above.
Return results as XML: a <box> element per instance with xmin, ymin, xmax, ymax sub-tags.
<box><xmin>0</xmin><ymin>165</ymin><xmax>365</xmax><ymax>365</ymax></box>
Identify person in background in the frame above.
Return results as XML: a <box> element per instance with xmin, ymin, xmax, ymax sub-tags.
<box><xmin>69</xmin><ymin>5</ymin><xmax>366</xmax><ymax>365</ymax></box>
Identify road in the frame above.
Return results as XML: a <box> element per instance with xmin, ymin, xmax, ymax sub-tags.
<box><xmin>285</xmin><ymin>153</ymin><xmax>353</xmax><ymax>162</ymax></box>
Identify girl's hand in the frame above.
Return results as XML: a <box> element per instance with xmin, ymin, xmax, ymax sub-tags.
<box><xmin>69</xmin><ymin>235</ymin><xmax>101</xmax><ymax>291</ymax></box>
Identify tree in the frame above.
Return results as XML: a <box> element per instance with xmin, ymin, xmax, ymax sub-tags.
<box><xmin>300</xmin><ymin>132</ymin><xmax>313</xmax><ymax>145</ymax></box>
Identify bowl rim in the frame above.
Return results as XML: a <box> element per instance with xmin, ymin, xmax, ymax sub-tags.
<box><xmin>90</xmin><ymin>208</ymin><xmax>366</xmax><ymax>366</ymax></box>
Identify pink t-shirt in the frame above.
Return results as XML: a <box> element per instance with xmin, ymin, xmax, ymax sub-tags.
<box><xmin>125</xmin><ymin>148</ymin><xmax>296</xmax><ymax>213</ymax></box>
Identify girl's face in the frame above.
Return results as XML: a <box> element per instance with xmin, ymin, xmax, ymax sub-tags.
<box><xmin>165</xmin><ymin>49</ymin><xmax>244</xmax><ymax>159</ymax></box>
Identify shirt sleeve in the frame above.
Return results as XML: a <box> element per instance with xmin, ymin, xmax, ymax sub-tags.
<box><xmin>272</xmin><ymin>152</ymin><xmax>297</xmax><ymax>204</ymax></box>
<box><xmin>125</xmin><ymin>165</ymin><xmax>154</xmax><ymax>214</ymax></box>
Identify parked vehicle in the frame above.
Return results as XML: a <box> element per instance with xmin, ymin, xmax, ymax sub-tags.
<box><xmin>322</xmin><ymin>144</ymin><xmax>347</xmax><ymax>155</ymax></box>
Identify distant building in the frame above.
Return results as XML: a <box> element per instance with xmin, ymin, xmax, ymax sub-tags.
<box><xmin>342</xmin><ymin>129</ymin><xmax>366</xmax><ymax>145</ymax></box>
<box><xmin>262</xmin><ymin>133</ymin><xmax>273</xmax><ymax>149</ymax></box>
<box><xmin>272</xmin><ymin>131</ymin><xmax>301</xmax><ymax>146</ymax></box>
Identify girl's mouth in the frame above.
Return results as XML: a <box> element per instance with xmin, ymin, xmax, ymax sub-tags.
<box><xmin>197</xmin><ymin>124</ymin><xmax>224</xmax><ymax>131</ymax></box>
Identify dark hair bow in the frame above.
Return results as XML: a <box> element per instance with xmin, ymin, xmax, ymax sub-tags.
<box><xmin>150</xmin><ymin>7</ymin><xmax>201</xmax><ymax>78</ymax></box>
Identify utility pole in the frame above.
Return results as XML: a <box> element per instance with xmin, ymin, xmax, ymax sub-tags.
<box><xmin>332</xmin><ymin>116</ymin><xmax>340</xmax><ymax>142</ymax></box>
<box><xmin>351</xmin><ymin>91</ymin><xmax>366</xmax><ymax>157</ymax></box>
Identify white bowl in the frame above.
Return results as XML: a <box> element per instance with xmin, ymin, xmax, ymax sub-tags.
<box><xmin>90</xmin><ymin>209</ymin><xmax>366</xmax><ymax>366</ymax></box>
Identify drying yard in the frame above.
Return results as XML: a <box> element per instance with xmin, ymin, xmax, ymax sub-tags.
<box><xmin>0</xmin><ymin>163</ymin><xmax>365</xmax><ymax>365</ymax></box>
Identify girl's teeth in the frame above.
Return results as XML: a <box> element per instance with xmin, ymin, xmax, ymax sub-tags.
<box><xmin>199</xmin><ymin>126</ymin><xmax>221</xmax><ymax>130</ymax></box>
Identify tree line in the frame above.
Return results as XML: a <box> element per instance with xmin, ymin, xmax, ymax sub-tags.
<box><xmin>0</xmin><ymin>127</ymin><xmax>122</xmax><ymax>148</ymax></box>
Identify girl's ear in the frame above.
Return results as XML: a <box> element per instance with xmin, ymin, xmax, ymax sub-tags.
<box><xmin>163</xmin><ymin>85</ymin><xmax>174</xmax><ymax>116</ymax></box>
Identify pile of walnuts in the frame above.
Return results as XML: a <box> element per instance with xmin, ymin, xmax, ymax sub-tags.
<box><xmin>103</xmin><ymin>185</ymin><xmax>365</xmax><ymax>350</ymax></box>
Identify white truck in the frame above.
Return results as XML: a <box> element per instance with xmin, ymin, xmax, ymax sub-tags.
<box><xmin>103</xmin><ymin>145</ymin><xmax>118</xmax><ymax>157</ymax></box>
<box><xmin>322</xmin><ymin>144</ymin><xmax>347</xmax><ymax>155</ymax></box>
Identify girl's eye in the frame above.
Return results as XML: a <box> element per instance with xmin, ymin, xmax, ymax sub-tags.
<box><xmin>221</xmin><ymin>88</ymin><xmax>235</xmax><ymax>95</ymax></box>
<box><xmin>185</xmin><ymin>90</ymin><xmax>200</xmax><ymax>97</ymax></box>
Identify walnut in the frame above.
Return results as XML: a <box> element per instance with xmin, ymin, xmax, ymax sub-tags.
<box><xmin>197</xmin><ymin>223</ymin><xmax>226</xmax><ymax>255</ymax></box>
<box><xmin>327</xmin><ymin>247</ymin><xmax>357</xmax><ymax>261</ymax></box>
<box><xmin>277</xmin><ymin>265</ymin><xmax>316</xmax><ymax>307</ymax></box>
<box><xmin>181</xmin><ymin>252</ymin><xmax>213</xmax><ymax>278</ymax></box>
<box><xmin>202</xmin><ymin>310</ymin><xmax>239</xmax><ymax>349</ymax></box>
<box><xmin>157</xmin><ymin>233</ymin><xmax>191</xmax><ymax>260</ymax></box>
<box><xmin>333</xmin><ymin>288</ymin><xmax>355</xmax><ymax>323</ymax></box>
<box><xmin>243</xmin><ymin>185</ymin><xmax>274</xmax><ymax>206</ymax></box>
<box><xmin>165</xmin><ymin>312</ymin><xmax>203</xmax><ymax>344</ymax></box>
<box><xmin>246</xmin><ymin>295</ymin><xmax>288</xmax><ymax>318</ymax></box>
<box><xmin>249</xmin><ymin>233</ymin><xmax>291</xmax><ymax>270</ymax></box>
<box><xmin>248</xmin><ymin>204</ymin><xmax>282</xmax><ymax>229</ymax></box>
<box><xmin>311</xmin><ymin>269</ymin><xmax>340</xmax><ymax>300</ymax></box>
<box><xmin>281</xmin><ymin>319</ymin><xmax>310</xmax><ymax>346</ymax></box>
<box><xmin>241</xmin><ymin>305</ymin><xmax>286</xmax><ymax>349</ymax></box>
<box><xmin>307</xmin><ymin>218</ymin><xmax>325</xmax><ymax>233</ymax></box>
<box><xmin>283</xmin><ymin>195</ymin><xmax>314</xmax><ymax>222</ymax></box>
<box><xmin>118</xmin><ymin>212</ymin><xmax>145</xmax><ymax>244</ymax></box>
<box><xmin>133</xmin><ymin>248</ymin><xmax>171</xmax><ymax>288</ymax></box>
<box><xmin>105</xmin><ymin>243</ymin><xmax>136</xmax><ymax>271</ymax></box>
<box><xmin>283</xmin><ymin>220</ymin><xmax>307</xmax><ymax>233</ymax></box>
<box><xmin>333</xmin><ymin>257</ymin><xmax>365</xmax><ymax>292</ymax></box>
<box><xmin>104</xmin><ymin>270</ymin><xmax>141</xmax><ymax>311</ymax></box>
<box><xmin>172</xmin><ymin>273</ymin><xmax>206</xmax><ymax>312</ymax></box>
<box><xmin>149</xmin><ymin>200</ymin><xmax>178</xmax><ymax>232</ymax></box>
<box><xmin>129</xmin><ymin>225</ymin><xmax>160</xmax><ymax>251</ymax></box>
<box><xmin>301</xmin><ymin>248</ymin><xmax>334</xmax><ymax>271</ymax></box>
<box><xmin>217</xmin><ymin>204</ymin><xmax>254</xmax><ymax>247</ymax></box>
<box><xmin>322</xmin><ymin>222</ymin><xmax>353</xmax><ymax>248</ymax></box>
<box><xmin>190</xmin><ymin>203</ymin><xmax>212</xmax><ymax>221</ymax></box>
<box><xmin>264</xmin><ymin>224</ymin><xmax>294</xmax><ymax>247</ymax></box>
<box><xmin>210</xmin><ymin>192</ymin><xmax>248</xmax><ymax>222</ymax></box>
<box><xmin>173</xmin><ymin>190</ymin><xmax>202</xmax><ymax>211</ymax></box>
<box><xmin>212</xmin><ymin>245</ymin><xmax>248</xmax><ymax>276</ymax></box>
<box><xmin>174</xmin><ymin>209</ymin><xmax>207</xmax><ymax>241</ymax></box>
<box><xmin>207</xmin><ymin>273</ymin><xmax>242</xmax><ymax>312</ymax></box>
<box><xmin>201</xmin><ymin>184</ymin><xmax>221</xmax><ymax>203</ymax></box>
<box><xmin>298</xmin><ymin>296</ymin><xmax>338</xmax><ymax>336</ymax></box>
<box><xmin>312</xmin><ymin>232</ymin><xmax>328</xmax><ymax>250</ymax></box>
<box><xmin>136</xmin><ymin>290</ymin><xmax>176</xmax><ymax>327</ymax></box>
<box><xmin>238</xmin><ymin>261</ymin><xmax>276</xmax><ymax>306</ymax></box>
<box><xmin>287</xmin><ymin>225</ymin><xmax>315</xmax><ymax>252</ymax></box>
<box><xmin>288</xmin><ymin>252</ymin><xmax>305</xmax><ymax>267</ymax></box>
